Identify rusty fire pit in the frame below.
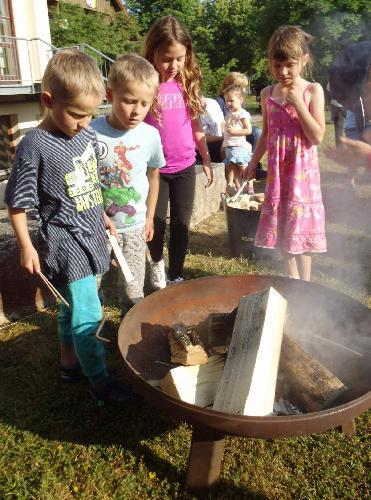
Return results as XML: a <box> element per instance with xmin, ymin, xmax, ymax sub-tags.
<box><xmin>118</xmin><ymin>275</ymin><xmax>371</xmax><ymax>496</ymax></box>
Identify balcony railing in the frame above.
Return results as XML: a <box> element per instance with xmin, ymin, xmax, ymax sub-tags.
<box><xmin>55</xmin><ymin>43</ymin><xmax>114</xmax><ymax>82</ymax></box>
<box><xmin>0</xmin><ymin>36</ymin><xmax>114</xmax><ymax>92</ymax></box>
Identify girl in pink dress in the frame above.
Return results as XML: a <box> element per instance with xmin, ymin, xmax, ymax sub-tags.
<box><xmin>246</xmin><ymin>25</ymin><xmax>327</xmax><ymax>281</ymax></box>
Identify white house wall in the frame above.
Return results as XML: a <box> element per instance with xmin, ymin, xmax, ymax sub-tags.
<box><xmin>11</xmin><ymin>0</ymin><xmax>52</xmax><ymax>84</ymax></box>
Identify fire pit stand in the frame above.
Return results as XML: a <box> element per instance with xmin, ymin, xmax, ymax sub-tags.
<box><xmin>118</xmin><ymin>275</ymin><xmax>371</xmax><ymax>496</ymax></box>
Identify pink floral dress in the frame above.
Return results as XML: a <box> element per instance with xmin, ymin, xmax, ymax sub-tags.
<box><xmin>255</xmin><ymin>85</ymin><xmax>327</xmax><ymax>254</ymax></box>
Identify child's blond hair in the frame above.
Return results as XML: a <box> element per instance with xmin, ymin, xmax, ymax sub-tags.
<box><xmin>268</xmin><ymin>25</ymin><xmax>313</xmax><ymax>77</ymax></box>
<box><xmin>42</xmin><ymin>49</ymin><xmax>105</xmax><ymax>101</ymax></box>
<box><xmin>143</xmin><ymin>15</ymin><xmax>203</xmax><ymax>119</ymax></box>
<box><xmin>220</xmin><ymin>72</ymin><xmax>248</xmax><ymax>95</ymax></box>
<box><xmin>108</xmin><ymin>53</ymin><xmax>159</xmax><ymax>92</ymax></box>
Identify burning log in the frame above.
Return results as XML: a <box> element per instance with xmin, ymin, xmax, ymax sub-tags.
<box><xmin>168</xmin><ymin>323</ymin><xmax>208</xmax><ymax>365</ymax></box>
<box><xmin>276</xmin><ymin>335</ymin><xmax>348</xmax><ymax>412</ymax></box>
<box><xmin>213</xmin><ymin>287</ymin><xmax>287</xmax><ymax>416</ymax></box>
<box><xmin>159</xmin><ymin>355</ymin><xmax>225</xmax><ymax>407</ymax></box>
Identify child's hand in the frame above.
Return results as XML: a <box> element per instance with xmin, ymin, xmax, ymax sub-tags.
<box><xmin>145</xmin><ymin>218</ymin><xmax>154</xmax><ymax>242</ymax></box>
<box><xmin>20</xmin><ymin>244</ymin><xmax>40</xmax><ymax>274</ymax></box>
<box><xmin>245</xmin><ymin>163</ymin><xmax>256</xmax><ymax>181</ymax></box>
<box><xmin>203</xmin><ymin>164</ymin><xmax>213</xmax><ymax>188</ymax></box>
<box><xmin>104</xmin><ymin>213</ymin><xmax>119</xmax><ymax>239</ymax></box>
<box><xmin>286</xmin><ymin>86</ymin><xmax>304</xmax><ymax>110</ymax></box>
<box><xmin>226</xmin><ymin>126</ymin><xmax>238</xmax><ymax>136</ymax></box>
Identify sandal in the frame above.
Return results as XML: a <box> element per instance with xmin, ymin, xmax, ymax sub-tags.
<box><xmin>90</xmin><ymin>377</ymin><xmax>136</xmax><ymax>406</ymax></box>
<box><xmin>60</xmin><ymin>362</ymin><xmax>82</xmax><ymax>383</ymax></box>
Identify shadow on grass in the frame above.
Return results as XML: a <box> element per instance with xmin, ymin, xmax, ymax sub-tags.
<box><xmin>0</xmin><ymin>312</ymin><xmax>270</xmax><ymax>498</ymax></box>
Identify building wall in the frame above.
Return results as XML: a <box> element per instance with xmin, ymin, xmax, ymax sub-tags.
<box><xmin>11</xmin><ymin>0</ymin><xmax>52</xmax><ymax>83</ymax></box>
<box><xmin>53</xmin><ymin>0</ymin><xmax>124</xmax><ymax>16</ymax></box>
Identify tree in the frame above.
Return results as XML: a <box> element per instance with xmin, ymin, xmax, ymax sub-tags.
<box><xmin>48</xmin><ymin>3</ymin><xmax>142</xmax><ymax>59</ymax></box>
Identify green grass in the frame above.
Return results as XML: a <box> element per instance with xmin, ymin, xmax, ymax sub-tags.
<box><xmin>0</xmin><ymin>124</ymin><xmax>370</xmax><ymax>499</ymax></box>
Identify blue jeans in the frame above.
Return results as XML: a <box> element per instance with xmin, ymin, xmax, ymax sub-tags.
<box><xmin>58</xmin><ymin>275</ymin><xmax>107</xmax><ymax>385</ymax></box>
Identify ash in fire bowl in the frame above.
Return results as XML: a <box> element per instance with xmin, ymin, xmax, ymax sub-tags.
<box><xmin>118</xmin><ymin>275</ymin><xmax>371</xmax><ymax>437</ymax></box>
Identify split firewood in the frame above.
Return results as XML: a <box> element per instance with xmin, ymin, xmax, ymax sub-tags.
<box><xmin>160</xmin><ymin>355</ymin><xmax>225</xmax><ymax>407</ymax></box>
<box><xmin>213</xmin><ymin>287</ymin><xmax>287</xmax><ymax>416</ymax></box>
<box><xmin>195</xmin><ymin>309</ymin><xmax>237</xmax><ymax>350</ymax></box>
<box><xmin>168</xmin><ymin>323</ymin><xmax>208</xmax><ymax>365</ymax></box>
<box><xmin>276</xmin><ymin>334</ymin><xmax>348</xmax><ymax>412</ymax></box>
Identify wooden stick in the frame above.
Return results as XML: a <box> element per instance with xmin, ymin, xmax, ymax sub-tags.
<box><xmin>95</xmin><ymin>315</ymin><xmax>110</xmax><ymax>343</ymax></box>
<box><xmin>230</xmin><ymin>180</ymin><xmax>247</xmax><ymax>202</ymax></box>
<box><xmin>106</xmin><ymin>230</ymin><xmax>134</xmax><ymax>283</ymax></box>
<box><xmin>37</xmin><ymin>271</ymin><xmax>70</xmax><ymax>307</ymax></box>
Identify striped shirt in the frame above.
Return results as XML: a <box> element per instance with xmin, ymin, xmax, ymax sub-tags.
<box><xmin>5</xmin><ymin>128</ymin><xmax>109</xmax><ymax>286</ymax></box>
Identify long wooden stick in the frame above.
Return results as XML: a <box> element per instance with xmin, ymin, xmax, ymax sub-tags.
<box><xmin>106</xmin><ymin>230</ymin><xmax>134</xmax><ymax>283</ymax></box>
<box><xmin>230</xmin><ymin>181</ymin><xmax>247</xmax><ymax>202</ymax></box>
<box><xmin>37</xmin><ymin>271</ymin><xmax>70</xmax><ymax>308</ymax></box>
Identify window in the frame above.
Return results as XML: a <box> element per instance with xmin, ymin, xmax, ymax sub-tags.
<box><xmin>0</xmin><ymin>0</ymin><xmax>19</xmax><ymax>82</ymax></box>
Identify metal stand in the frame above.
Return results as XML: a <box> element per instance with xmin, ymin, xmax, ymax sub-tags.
<box><xmin>340</xmin><ymin>418</ymin><xmax>356</xmax><ymax>435</ymax></box>
<box><xmin>186</xmin><ymin>425</ymin><xmax>225</xmax><ymax>497</ymax></box>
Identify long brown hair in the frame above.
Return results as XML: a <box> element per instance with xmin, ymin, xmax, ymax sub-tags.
<box><xmin>143</xmin><ymin>15</ymin><xmax>203</xmax><ymax>118</ymax></box>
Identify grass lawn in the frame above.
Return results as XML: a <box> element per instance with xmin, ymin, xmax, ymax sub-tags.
<box><xmin>0</xmin><ymin>121</ymin><xmax>370</xmax><ymax>499</ymax></box>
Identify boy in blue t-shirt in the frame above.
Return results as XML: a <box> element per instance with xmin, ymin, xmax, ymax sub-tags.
<box><xmin>91</xmin><ymin>54</ymin><xmax>165</xmax><ymax>315</ymax></box>
<box><xmin>5</xmin><ymin>49</ymin><xmax>132</xmax><ymax>405</ymax></box>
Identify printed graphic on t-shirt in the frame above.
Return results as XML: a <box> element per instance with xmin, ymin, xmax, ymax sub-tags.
<box><xmin>159</xmin><ymin>93</ymin><xmax>185</xmax><ymax>110</ymax></box>
<box><xmin>65</xmin><ymin>142</ymin><xmax>103</xmax><ymax>212</ymax></box>
<box><xmin>98</xmin><ymin>140</ymin><xmax>141</xmax><ymax>225</ymax></box>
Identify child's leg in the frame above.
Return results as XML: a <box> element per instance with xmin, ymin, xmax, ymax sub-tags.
<box><xmin>296</xmin><ymin>253</ymin><xmax>312</xmax><ymax>281</ymax></box>
<box><xmin>147</xmin><ymin>173</ymin><xmax>169</xmax><ymax>263</ymax></box>
<box><xmin>117</xmin><ymin>227</ymin><xmax>146</xmax><ymax>314</ymax></box>
<box><xmin>168</xmin><ymin>165</ymin><xmax>196</xmax><ymax>280</ymax></box>
<box><xmin>62</xmin><ymin>275</ymin><xmax>108</xmax><ymax>385</ymax></box>
<box><xmin>239</xmin><ymin>165</ymin><xmax>254</xmax><ymax>194</ymax></box>
<box><xmin>282</xmin><ymin>251</ymin><xmax>300</xmax><ymax>279</ymax></box>
<box><xmin>226</xmin><ymin>163</ymin><xmax>235</xmax><ymax>187</ymax></box>
<box><xmin>58</xmin><ymin>302</ymin><xmax>78</xmax><ymax>369</ymax></box>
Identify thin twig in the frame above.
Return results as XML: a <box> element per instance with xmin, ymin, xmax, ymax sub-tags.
<box><xmin>95</xmin><ymin>315</ymin><xmax>110</xmax><ymax>343</ymax></box>
<box><xmin>37</xmin><ymin>271</ymin><xmax>70</xmax><ymax>308</ymax></box>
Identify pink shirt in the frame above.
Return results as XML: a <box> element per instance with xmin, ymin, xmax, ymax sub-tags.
<box><xmin>145</xmin><ymin>80</ymin><xmax>196</xmax><ymax>174</ymax></box>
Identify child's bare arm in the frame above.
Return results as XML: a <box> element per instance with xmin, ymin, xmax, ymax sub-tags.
<box><xmin>145</xmin><ymin>167</ymin><xmax>160</xmax><ymax>241</ymax></box>
<box><xmin>227</xmin><ymin>117</ymin><xmax>252</xmax><ymax>137</ymax></box>
<box><xmin>8</xmin><ymin>207</ymin><xmax>40</xmax><ymax>274</ymax></box>
<box><xmin>287</xmin><ymin>83</ymin><xmax>325</xmax><ymax>145</ymax></box>
<box><xmin>245</xmin><ymin>88</ymin><xmax>269</xmax><ymax>179</ymax></box>
<box><xmin>192</xmin><ymin>118</ymin><xmax>213</xmax><ymax>187</ymax></box>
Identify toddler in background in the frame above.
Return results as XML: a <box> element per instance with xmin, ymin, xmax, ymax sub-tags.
<box><xmin>222</xmin><ymin>84</ymin><xmax>253</xmax><ymax>195</ymax></box>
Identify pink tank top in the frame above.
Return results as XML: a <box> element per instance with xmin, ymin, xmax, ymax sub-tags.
<box><xmin>145</xmin><ymin>80</ymin><xmax>196</xmax><ymax>174</ymax></box>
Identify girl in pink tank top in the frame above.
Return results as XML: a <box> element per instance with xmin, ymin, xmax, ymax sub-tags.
<box><xmin>246</xmin><ymin>25</ymin><xmax>327</xmax><ymax>281</ymax></box>
<box><xmin>143</xmin><ymin>16</ymin><xmax>213</xmax><ymax>287</ymax></box>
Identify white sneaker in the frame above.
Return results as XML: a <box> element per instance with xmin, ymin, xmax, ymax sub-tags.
<box><xmin>167</xmin><ymin>277</ymin><xmax>184</xmax><ymax>286</ymax></box>
<box><xmin>149</xmin><ymin>258</ymin><xmax>167</xmax><ymax>289</ymax></box>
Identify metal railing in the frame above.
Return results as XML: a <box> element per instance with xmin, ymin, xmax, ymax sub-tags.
<box><xmin>57</xmin><ymin>43</ymin><xmax>114</xmax><ymax>81</ymax></box>
<box><xmin>0</xmin><ymin>36</ymin><xmax>58</xmax><ymax>89</ymax></box>
<box><xmin>0</xmin><ymin>37</ymin><xmax>114</xmax><ymax>91</ymax></box>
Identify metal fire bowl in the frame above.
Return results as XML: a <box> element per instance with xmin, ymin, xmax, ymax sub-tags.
<box><xmin>118</xmin><ymin>275</ymin><xmax>371</xmax><ymax>439</ymax></box>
